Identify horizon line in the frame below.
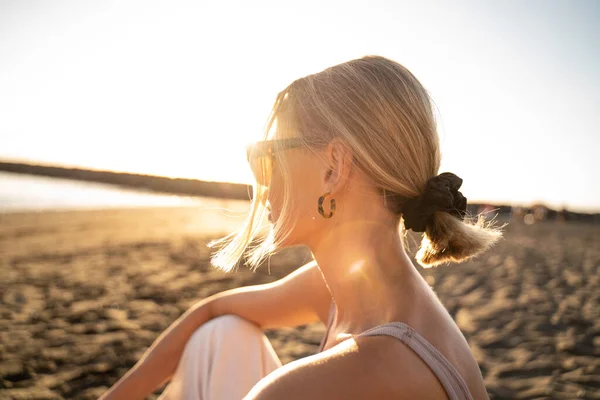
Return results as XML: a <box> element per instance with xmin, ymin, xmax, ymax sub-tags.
<box><xmin>1</xmin><ymin>158</ymin><xmax>598</xmax><ymax>214</ymax></box>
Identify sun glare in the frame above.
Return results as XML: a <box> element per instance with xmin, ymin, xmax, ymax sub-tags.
<box><xmin>349</xmin><ymin>260</ymin><xmax>366</xmax><ymax>275</ymax></box>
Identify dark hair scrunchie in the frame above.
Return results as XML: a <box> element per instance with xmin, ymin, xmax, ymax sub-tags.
<box><xmin>402</xmin><ymin>172</ymin><xmax>468</xmax><ymax>233</ymax></box>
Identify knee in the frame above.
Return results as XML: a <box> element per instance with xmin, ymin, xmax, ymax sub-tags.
<box><xmin>190</xmin><ymin>314</ymin><xmax>261</xmax><ymax>343</ymax></box>
<box><xmin>206</xmin><ymin>314</ymin><xmax>260</xmax><ymax>331</ymax></box>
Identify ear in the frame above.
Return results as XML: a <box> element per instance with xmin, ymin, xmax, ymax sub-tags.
<box><xmin>322</xmin><ymin>138</ymin><xmax>354</xmax><ymax>195</ymax></box>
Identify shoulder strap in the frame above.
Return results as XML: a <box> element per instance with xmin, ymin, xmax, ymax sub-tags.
<box><xmin>358</xmin><ymin>322</ymin><xmax>473</xmax><ymax>400</ymax></box>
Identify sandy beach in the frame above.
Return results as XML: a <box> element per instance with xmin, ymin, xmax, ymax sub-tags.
<box><xmin>1</xmin><ymin>206</ymin><xmax>598</xmax><ymax>399</ymax></box>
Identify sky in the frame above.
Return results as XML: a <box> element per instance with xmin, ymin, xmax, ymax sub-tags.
<box><xmin>0</xmin><ymin>0</ymin><xmax>599</xmax><ymax>212</ymax></box>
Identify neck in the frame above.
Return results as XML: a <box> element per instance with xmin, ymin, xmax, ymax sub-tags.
<box><xmin>309</xmin><ymin>217</ymin><xmax>422</xmax><ymax>335</ymax></box>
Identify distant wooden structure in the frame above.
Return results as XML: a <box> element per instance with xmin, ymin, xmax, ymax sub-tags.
<box><xmin>1</xmin><ymin>160</ymin><xmax>599</xmax><ymax>223</ymax></box>
<box><xmin>0</xmin><ymin>161</ymin><xmax>253</xmax><ymax>201</ymax></box>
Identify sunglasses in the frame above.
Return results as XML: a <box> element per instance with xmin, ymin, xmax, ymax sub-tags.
<box><xmin>245</xmin><ymin>137</ymin><xmax>306</xmax><ymax>187</ymax></box>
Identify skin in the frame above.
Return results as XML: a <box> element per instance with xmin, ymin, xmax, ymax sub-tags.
<box><xmin>245</xmin><ymin>138</ymin><xmax>490</xmax><ymax>399</ymax></box>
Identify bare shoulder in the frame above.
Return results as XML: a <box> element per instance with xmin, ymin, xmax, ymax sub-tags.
<box><xmin>243</xmin><ymin>335</ymin><xmax>448</xmax><ymax>400</ymax></box>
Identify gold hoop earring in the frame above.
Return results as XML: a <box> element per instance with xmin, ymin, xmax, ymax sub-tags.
<box><xmin>318</xmin><ymin>191</ymin><xmax>336</xmax><ymax>218</ymax></box>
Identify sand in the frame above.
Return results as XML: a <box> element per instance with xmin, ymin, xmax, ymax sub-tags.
<box><xmin>1</xmin><ymin>207</ymin><xmax>599</xmax><ymax>399</ymax></box>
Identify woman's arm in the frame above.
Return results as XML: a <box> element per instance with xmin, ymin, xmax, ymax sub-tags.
<box><xmin>99</xmin><ymin>298</ymin><xmax>214</xmax><ymax>400</ymax></box>
<box><xmin>99</xmin><ymin>260</ymin><xmax>332</xmax><ymax>400</ymax></box>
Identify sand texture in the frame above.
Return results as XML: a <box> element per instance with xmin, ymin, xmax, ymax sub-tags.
<box><xmin>1</xmin><ymin>207</ymin><xmax>599</xmax><ymax>399</ymax></box>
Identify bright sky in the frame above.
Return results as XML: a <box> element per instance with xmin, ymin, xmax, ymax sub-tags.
<box><xmin>1</xmin><ymin>0</ymin><xmax>598</xmax><ymax>212</ymax></box>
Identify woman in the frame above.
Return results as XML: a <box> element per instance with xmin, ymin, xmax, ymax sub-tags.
<box><xmin>101</xmin><ymin>55</ymin><xmax>504</xmax><ymax>399</ymax></box>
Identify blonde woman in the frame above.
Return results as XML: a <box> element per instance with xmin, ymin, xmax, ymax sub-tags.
<box><xmin>102</xmin><ymin>55</ymin><xmax>504</xmax><ymax>400</ymax></box>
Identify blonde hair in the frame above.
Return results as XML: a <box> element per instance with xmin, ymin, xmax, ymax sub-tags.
<box><xmin>207</xmin><ymin>55</ymin><xmax>505</xmax><ymax>272</ymax></box>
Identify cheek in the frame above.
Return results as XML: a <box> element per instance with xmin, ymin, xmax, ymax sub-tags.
<box><xmin>270</xmin><ymin>184</ymin><xmax>315</xmax><ymax>228</ymax></box>
<box><xmin>295</xmin><ymin>188</ymin><xmax>316</xmax><ymax>217</ymax></box>
<box><xmin>291</xmin><ymin>168</ymin><xmax>319</xmax><ymax>212</ymax></box>
<box><xmin>270</xmin><ymin>155</ymin><xmax>322</xmax><ymax>219</ymax></box>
